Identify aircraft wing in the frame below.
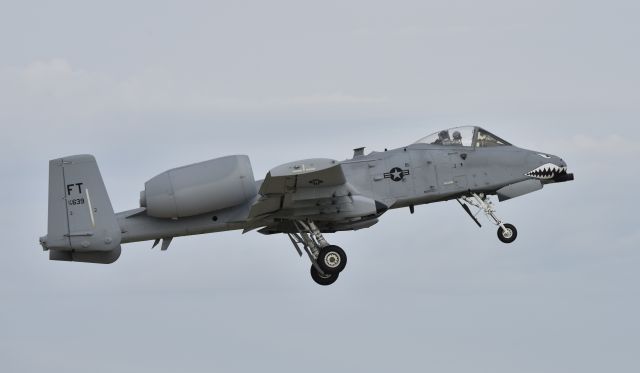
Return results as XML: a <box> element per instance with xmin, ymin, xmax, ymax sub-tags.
<box><xmin>245</xmin><ymin>159</ymin><xmax>379</xmax><ymax>232</ymax></box>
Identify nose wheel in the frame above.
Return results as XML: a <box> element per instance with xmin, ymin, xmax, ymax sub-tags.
<box><xmin>458</xmin><ymin>193</ymin><xmax>519</xmax><ymax>244</ymax></box>
<box><xmin>497</xmin><ymin>223</ymin><xmax>518</xmax><ymax>244</ymax></box>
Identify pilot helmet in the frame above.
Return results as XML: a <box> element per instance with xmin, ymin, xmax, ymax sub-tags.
<box><xmin>438</xmin><ymin>130</ymin><xmax>450</xmax><ymax>139</ymax></box>
<box><xmin>452</xmin><ymin>131</ymin><xmax>462</xmax><ymax>140</ymax></box>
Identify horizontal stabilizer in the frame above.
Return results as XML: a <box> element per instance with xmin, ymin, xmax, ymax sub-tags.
<box><xmin>49</xmin><ymin>247</ymin><xmax>121</xmax><ymax>264</ymax></box>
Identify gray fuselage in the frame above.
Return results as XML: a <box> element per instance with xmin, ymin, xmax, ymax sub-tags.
<box><xmin>116</xmin><ymin>143</ymin><xmax>566</xmax><ymax>243</ymax></box>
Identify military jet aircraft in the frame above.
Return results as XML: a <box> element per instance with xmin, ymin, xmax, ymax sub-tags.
<box><xmin>40</xmin><ymin>126</ymin><xmax>574</xmax><ymax>286</ymax></box>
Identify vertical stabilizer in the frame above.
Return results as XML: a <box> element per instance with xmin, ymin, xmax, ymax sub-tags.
<box><xmin>40</xmin><ymin>155</ymin><xmax>122</xmax><ymax>264</ymax></box>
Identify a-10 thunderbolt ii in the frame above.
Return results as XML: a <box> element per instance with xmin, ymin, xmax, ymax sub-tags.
<box><xmin>40</xmin><ymin>126</ymin><xmax>574</xmax><ymax>286</ymax></box>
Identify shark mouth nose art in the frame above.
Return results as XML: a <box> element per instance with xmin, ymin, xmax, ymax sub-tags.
<box><xmin>525</xmin><ymin>163</ymin><xmax>568</xmax><ymax>180</ymax></box>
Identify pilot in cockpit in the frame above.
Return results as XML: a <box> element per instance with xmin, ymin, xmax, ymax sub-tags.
<box><xmin>434</xmin><ymin>130</ymin><xmax>450</xmax><ymax>145</ymax></box>
<box><xmin>451</xmin><ymin>131</ymin><xmax>463</xmax><ymax>145</ymax></box>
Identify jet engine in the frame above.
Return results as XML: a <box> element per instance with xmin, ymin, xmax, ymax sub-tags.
<box><xmin>140</xmin><ymin>155</ymin><xmax>258</xmax><ymax>219</ymax></box>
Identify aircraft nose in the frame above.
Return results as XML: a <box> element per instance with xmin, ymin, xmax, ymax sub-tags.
<box><xmin>530</xmin><ymin>152</ymin><xmax>565</xmax><ymax>167</ymax></box>
<box><xmin>524</xmin><ymin>152</ymin><xmax>574</xmax><ymax>182</ymax></box>
<box><xmin>524</xmin><ymin>152</ymin><xmax>571</xmax><ymax>181</ymax></box>
<box><xmin>556</xmin><ymin>155</ymin><xmax>568</xmax><ymax>168</ymax></box>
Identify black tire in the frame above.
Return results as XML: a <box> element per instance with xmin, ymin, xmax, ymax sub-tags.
<box><xmin>498</xmin><ymin>223</ymin><xmax>518</xmax><ymax>244</ymax></box>
<box><xmin>310</xmin><ymin>265</ymin><xmax>339</xmax><ymax>286</ymax></box>
<box><xmin>317</xmin><ymin>245</ymin><xmax>348</xmax><ymax>275</ymax></box>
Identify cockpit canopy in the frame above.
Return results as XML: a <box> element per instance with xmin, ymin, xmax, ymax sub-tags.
<box><xmin>414</xmin><ymin>126</ymin><xmax>512</xmax><ymax>148</ymax></box>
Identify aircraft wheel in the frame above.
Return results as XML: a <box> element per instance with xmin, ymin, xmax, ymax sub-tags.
<box><xmin>311</xmin><ymin>265</ymin><xmax>339</xmax><ymax>286</ymax></box>
<box><xmin>498</xmin><ymin>224</ymin><xmax>518</xmax><ymax>244</ymax></box>
<box><xmin>318</xmin><ymin>245</ymin><xmax>347</xmax><ymax>275</ymax></box>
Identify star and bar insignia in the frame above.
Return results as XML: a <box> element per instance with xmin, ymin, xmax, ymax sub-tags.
<box><xmin>384</xmin><ymin>167</ymin><xmax>410</xmax><ymax>182</ymax></box>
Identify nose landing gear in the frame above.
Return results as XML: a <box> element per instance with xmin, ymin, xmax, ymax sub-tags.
<box><xmin>458</xmin><ymin>193</ymin><xmax>518</xmax><ymax>244</ymax></box>
<box><xmin>287</xmin><ymin>220</ymin><xmax>348</xmax><ymax>286</ymax></box>
<box><xmin>497</xmin><ymin>223</ymin><xmax>518</xmax><ymax>244</ymax></box>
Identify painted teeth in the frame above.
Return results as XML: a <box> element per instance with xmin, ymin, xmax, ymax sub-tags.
<box><xmin>525</xmin><ymin>163</ymin><xmax>567</xmax><ymax>180</ymax></box>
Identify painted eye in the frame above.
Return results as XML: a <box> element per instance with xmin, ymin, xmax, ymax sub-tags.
<box><xmin>538</xmin><ymin>154</ymin><xmax>551</xmax><ymax>159</ymax></box>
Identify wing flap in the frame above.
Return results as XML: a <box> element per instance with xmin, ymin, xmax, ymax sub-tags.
<box><xmin>248</xmin><ymin>196</ymin><xmax>282</xmax><ymax>219</ymax></box>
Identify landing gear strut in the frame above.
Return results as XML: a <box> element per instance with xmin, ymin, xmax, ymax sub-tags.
<box><xmin>287</xmin><ymin>220</ymin><xmax>348</xmax><ymax>286</ymax></box>
<box><xmin>458</xmin><ymin>193</ymin><xmax>518</xmax><ymax>244</ymax></box>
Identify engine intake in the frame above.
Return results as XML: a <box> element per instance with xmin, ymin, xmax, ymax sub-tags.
<box><xmin>140</xmin><ymin>155</ymin><xmax>257</xmax><ymax>219</ymax></box>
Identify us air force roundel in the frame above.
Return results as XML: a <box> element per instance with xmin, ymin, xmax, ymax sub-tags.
<box><xmin>384</xmin><ymin>167</ymin><xmax>410</xmax><ymax>182</ymax></box>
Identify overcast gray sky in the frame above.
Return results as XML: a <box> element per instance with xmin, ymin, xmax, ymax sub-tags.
<box><xmin>1</xmin><ymin>1</ymin><xmax>639</xmax><ymax>372</ymax></box>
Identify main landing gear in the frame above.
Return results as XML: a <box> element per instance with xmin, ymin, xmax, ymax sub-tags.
<box><xmin>457</xmin><ymin>193</ymin><xmax>518</xmax><ymax>244</ymax></box>
<box><xmin>287</xmin><ymin>220</ymin><xmax>348</xmax><ymax>286</ymax></box>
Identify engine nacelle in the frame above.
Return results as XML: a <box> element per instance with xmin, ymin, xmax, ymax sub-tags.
<box><xmin>140</xmin><ymin>155</ymin><xmax>258</xmax><ymax>219</ymax></box>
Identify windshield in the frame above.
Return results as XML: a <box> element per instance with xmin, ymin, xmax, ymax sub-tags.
<box><xmin>475</xmin><ymin>128</ymin><xmax>511</xmax><ymax>147</ymax></box>
<box><xmin>414</xmin><ymin>126</ymin><xmax>475</xmax><ymax>147</ymax></box>
<box><xmin>414</xmin><ymin>126</ymin><xmax>511</xmax><ymax>148</ymax></box>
